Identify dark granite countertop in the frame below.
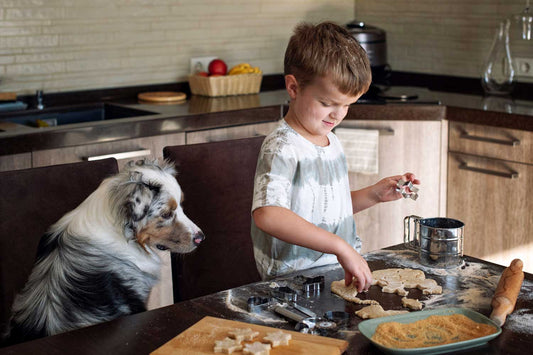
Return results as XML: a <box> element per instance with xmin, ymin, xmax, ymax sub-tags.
<box><xmin>0</xmin><ymin>88</ymin><xmax>531</xmax><ymax>157</ymax></box>
<box><xmin>1</xmin><ymin>245</ymin><xmax>531</xmax><ymax>354</ymax></box>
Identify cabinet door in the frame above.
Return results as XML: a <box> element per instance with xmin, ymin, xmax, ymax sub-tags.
<box><xmin>0</xmin><ymin>152</ymin><xmax>32</xmax><ymax>172</ymax></box>
<box><xmin>339</xmin><ymin>120</ymin><xmax>448</xmax><ymax>253</ymax></box>
<box><xmin>447</xmin><ymin>152</ymin><xmax>532</xmax><ymax>273</ymax></box>
<box><xmin>186</xmin><ymin>121</ymin><xmax>279</xmax><ymax>144</ymax></box>
<box><xmin>32</xmin><ymin>133</ymin><xmax>186</xmax><ymax>170</ymax></box>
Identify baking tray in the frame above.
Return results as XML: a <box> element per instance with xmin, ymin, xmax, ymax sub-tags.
<box><xmin>358</xmin><ymin>307</ymin><xmax>501</xmax><ymax>355</ymax></box>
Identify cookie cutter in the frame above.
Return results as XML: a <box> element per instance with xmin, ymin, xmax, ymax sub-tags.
<box><xmin>247</xmin><ymin>296</ymin><xmax>273</xmax><ymax>313</ymax></box>
<box><xmin>324</xmin><ymin>311</ymin><xmax>351</xmax><ymax>327</ymax></box>
<box><xmin>302</xmin><ymin>276</ymin><xmax>325</xmax><ymax>297</ymax></box>
<box><xmin>270</xmin><ymin>286</ymin><xmax>298</xmax><ymax>303</ymax></box>
<box><xmin>396</xmin><ymin>178</ymin><xmax>419</xmax><ymax>200</ymax></box>
<box><xmin>295</xmin><ymin>317</ymin><xmax>338</xmax><ymax>335</ymax></box>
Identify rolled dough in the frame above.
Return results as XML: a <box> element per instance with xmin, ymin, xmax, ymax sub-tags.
<box><xmin>330</xmin><ymin>280</ymin><xmax>379</xmax><ymax>305</ymax></box>
<box><xmin>355</xmin><ymin>304</ymin><xmax>409</xmax><ymax>319</ymax></box>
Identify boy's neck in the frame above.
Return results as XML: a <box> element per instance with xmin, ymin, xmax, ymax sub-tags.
<box><xmin>284</xmin><ymin>110</ymin><xmax>330</xmax><ymax>147</ymax></box>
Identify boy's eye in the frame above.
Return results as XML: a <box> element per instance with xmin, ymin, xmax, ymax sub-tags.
<box><xmin>320</xmin><ymin>101</ymin><xmax>330</xmax><ymax>107</ymax></box>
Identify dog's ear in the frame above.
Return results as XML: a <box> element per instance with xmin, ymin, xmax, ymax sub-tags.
<box><xmin>124</xmin><ymin>171</ymin><xmax>162</xmax><ymax>222</ymax></box>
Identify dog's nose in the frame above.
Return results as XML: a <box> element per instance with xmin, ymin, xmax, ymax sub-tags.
<box><xmin>193</xmin><ymin>231</ymin><xmax>205</xmax><ymax>246</ymax></box>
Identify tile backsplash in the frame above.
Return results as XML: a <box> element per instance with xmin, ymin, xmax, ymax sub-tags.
<box><xmin>355</xmin><ymin>0</ymin><xmax>532</xmax><ymax>83</ymax></box>
<box><xmin>0</xmin><ymin>0</ymin><xmax>354</xmax><ymax>94</ymax></box>
<box><xmin>0</xmin><ymin>0</ymin><xmax>531</xmax><ymax>95</ymax></box>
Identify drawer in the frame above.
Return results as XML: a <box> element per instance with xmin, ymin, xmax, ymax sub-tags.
<box><xmin>449</xmin><ymin>122</ymin><xmax>532</xmax><ymax>164</ymax></box>
<box><xmin>186</xmin><ymin>121</ymin><xmax>279</xmax><ymax>144</ymax></box>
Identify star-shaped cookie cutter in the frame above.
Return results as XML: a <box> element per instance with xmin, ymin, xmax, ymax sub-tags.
<box><xmin>396</xmin><ymin>179</ymin><xmax>419</xmax><ymax>200</ymax></box>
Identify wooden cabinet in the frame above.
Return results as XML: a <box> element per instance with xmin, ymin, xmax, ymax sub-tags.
<box><xmin>338</xmin><ymin>119</ymin><xmax>448</xmax><ymax>253</ymax></box>
<box><xmin>186</xmin><ymin>121</ymin><xmax>279</xmax><ymax>144</ymax></box>
<box><xmin>32</xmin><ymin>133</ymin><xmax>186</xmax><ymax>171</ymax></box>
<box><xmin>0</xmin><ymin>152</ymin><xmax>32</xmax><ymax>172</ymax></box>
<box><xmin>447</xmin><ymin>121</ymin><xmax>532</xmax><ymax>273</ymax></box>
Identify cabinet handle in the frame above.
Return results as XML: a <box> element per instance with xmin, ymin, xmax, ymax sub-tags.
<box><xmin>459</xmin><ymin>162</ymin><xmax>519</xmax><ymax>179</ymax></box>
<box><xmin>335</xmin><ymin>127</ymin><xmax>395</xmax><ymax>136</ymax></box>
<box><xmin>460</xmin><ymin>130</ymin><xmax>520</xmax><ymax>146</ymax></box>
<box><xmin>84</xmin><ymin>149</ymin><xmax>151</xmax><ymax>161</ymax></box>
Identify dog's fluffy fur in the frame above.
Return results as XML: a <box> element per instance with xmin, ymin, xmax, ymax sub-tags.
<box><xmin>3</xmin><ymin>159</ymin><xmax>204</xmax><ymax>345</ymax></box>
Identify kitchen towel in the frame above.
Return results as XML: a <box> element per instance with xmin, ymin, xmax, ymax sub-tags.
<box><xmin>335</xmin><ymin>127</ymin><xmax>379</xmax><ymax>174</ymax></box>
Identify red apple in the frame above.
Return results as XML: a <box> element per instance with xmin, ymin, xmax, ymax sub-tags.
<box><xmin>196</xmin><ymin>71</ymin><xmax>208</xmax><ymax>77</ymax></box>
<box><xmin>208</xmin><ymin>59</ymin><xmax>227</xmax><ymax>76</ymax></box>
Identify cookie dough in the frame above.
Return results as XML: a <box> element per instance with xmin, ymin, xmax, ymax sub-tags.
<box><xmin>330</xmin><ymin>280</ymin><xmax>379</xmax><ymax>305</ymax></box>
<box><xmin>243</xmin><ymin>342</ymin><xmax>271</xmax><ymax>355</ymax></box>
<box><xmin>401</xmin><ymin>297</ymin><xmax>423</xmax><ymax>310</ymax></box>
<box><xmin>355</xmin><ymin>304</ymin><xmax>409</xmax><ymax>319</ymax></box>
<box><xmin>372</xmin><ymin>268</ymin><xmax>442</xmax><ymax>295</ymax></box>
<box><xmin>214</xmin><ymin>337</ymin><xmax>243</xmax><ymax>354</ymax></box>
<box><xmin>227</xmin><ymin>328</ymin><xmax>259</xmax><ymax>342</ymax></box>
<box><xmin>263</xmin><ymin>330</ymin><xmax>291</xmax><ymax>347</ymax></box>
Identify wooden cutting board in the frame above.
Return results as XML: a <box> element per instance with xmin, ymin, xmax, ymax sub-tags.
<box><xmin>151</xmin><ymin>316</ymin><xmax>348</xmax><ymax>355</ymax></box>
<box><xmin>138</xmin><ymin>91</ymin><xmax>186</xmax><ymax>103</ymax></box>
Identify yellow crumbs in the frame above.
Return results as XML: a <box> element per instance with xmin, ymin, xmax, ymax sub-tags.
<box><xmin>371</xmin><ymin>314</ymin><xmax>498</xmax><ymax>349</ymax></box>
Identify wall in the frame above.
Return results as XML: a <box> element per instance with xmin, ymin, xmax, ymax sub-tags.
<box><xmin>0</xmin><ymin>0</ymin><xmax>354</xmax><ymax>95</ymax></box>
<box><xmin>355</xmin><ymin>0</ymin><xmax>533</xmax><ymax>82</ymax></box>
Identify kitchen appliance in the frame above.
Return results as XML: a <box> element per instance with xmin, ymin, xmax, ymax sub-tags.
<box><xmin>404</xmin><ymin>215</ymin><xmax>465</xmax><ymax>268</ymax></box>
<box><xmin>346</xmin><ymin>20</ymin><xmax>390</xmax><ymax>87</ymax></box>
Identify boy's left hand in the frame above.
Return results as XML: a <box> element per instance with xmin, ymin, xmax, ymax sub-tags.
<box><xmin>374</xmin><ymin>173</ymin><xmax>420</xmax><ymax>203</ymax></box>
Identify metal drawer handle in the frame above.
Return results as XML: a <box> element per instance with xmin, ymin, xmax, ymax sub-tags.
<box><xmin>84</xmin><ymin>149</ymin><xmax>151</xmax><ymax>161</ymax></box>
<box><xmin>459</xmin><ymin>162</ymin><xmax>519</xmax><ymax>179</ymax></box>
<box><xmin>459</xmin><ymin>130</ymin><xmax>520</xmax><ymax>146</ymax></box>
<box><xmin>335</xmin><ymin>127</ymin><xmax>395</xmax><ymax>136</ymax></box>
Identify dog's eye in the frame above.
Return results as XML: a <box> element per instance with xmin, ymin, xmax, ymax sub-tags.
<box><xmin>161</xmin><ymin>211</ymin><xmax>173</xmax><ymax>219</ymax></box>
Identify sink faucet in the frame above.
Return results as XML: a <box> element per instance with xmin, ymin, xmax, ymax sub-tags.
<box><xmin>36</xmin><ymin>90</ymin><xmax>44</xmax><ymax>110</ymax></box>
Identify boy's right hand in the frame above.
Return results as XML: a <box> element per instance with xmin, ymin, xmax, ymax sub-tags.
<box><xmin>336</xmin><ymin>246</ymin><xmax>372</xmax><ymax>292</ymax></box>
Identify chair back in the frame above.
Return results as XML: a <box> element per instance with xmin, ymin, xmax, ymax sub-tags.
<box><xmin>163</xmin><ymin>136</ymin><xmax>264</xmax><ymax>301</ymax></box>
<box><xmin>0</xmin><ymin>158</ymin><xmax>119</xmax><ymax>329</ymax></box>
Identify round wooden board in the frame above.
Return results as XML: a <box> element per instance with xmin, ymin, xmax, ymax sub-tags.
<box><xmin>137</xmin><ymin>91</ymin><xmax>186</xmax><ymax>103</ymax></box>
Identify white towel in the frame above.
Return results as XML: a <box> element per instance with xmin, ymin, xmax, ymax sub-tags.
<box><xmin>335</xmin><ymin>128</ymin><xmax>379</xmax><ymax>174</ymax></box>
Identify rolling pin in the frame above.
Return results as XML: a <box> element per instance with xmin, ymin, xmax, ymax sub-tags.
<box><xmin>490</xmin><ymin>258</ymin><xmax>524</xmax><ymax>327</ymax></box>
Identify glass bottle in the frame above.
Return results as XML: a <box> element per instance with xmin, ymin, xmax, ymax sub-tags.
<box><xmin>481</xmin><ymin>20</ymin><xmax>515</xmax><ymax>95</ymax></box>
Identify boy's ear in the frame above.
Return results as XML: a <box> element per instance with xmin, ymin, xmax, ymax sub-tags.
<box><xmin>285</xmin><ymin>74</ymin><xmax>299</xmax><ymax>99</ymax></box>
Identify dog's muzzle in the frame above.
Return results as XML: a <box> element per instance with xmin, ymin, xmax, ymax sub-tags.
<box><xmin>193</xmin><ymin>231</ymin><xmax>205</xmax><ymax>246</ymax></box>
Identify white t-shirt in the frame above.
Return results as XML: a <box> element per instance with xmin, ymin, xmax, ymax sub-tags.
<box><xmin>251</xmin><ymin>119</ymin><xmax>361</xmax><ymax>279</ymax></box>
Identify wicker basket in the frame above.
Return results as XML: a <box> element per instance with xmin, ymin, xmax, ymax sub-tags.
<box><xmin>188</xmin><ymin>73</ymin><xmax>262</xmax><ymax>97</ymax></box>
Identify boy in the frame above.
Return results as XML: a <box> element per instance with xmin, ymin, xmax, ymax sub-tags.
<box><xmin>251</xmin><ymin>22</ymin><xmax>419</xmax><ymax>292</ymax></box>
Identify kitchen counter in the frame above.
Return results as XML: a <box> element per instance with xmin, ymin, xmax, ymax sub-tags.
<box><xmin>1</xmin><ymin>245</ymin><xmax>531</xmax><ymax>355</ymax></box>
<box><xmin>0</xmin><ymin>88</ymin><xmax>532</xmax><ymax>157</ymax></box>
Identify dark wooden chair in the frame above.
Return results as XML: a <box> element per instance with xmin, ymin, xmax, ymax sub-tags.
<box><xmin>163</xmin><ymin>136</ymin><xmax>265</xmax><ymax>302</ymax></box>
<box><xmin>0</xmin><ymin>158</ymin><xmax>119</xmax><ymax>331</ymax></box>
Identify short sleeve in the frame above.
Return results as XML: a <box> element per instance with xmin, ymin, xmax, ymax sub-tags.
<box><xmin>252</xmin><ymin>135</ymin><xmax>297</xmax><ymax>212</ymax></box>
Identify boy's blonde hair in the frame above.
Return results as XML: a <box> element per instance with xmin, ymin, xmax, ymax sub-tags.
<box><xmin>284</xmin><ymin>21</ymin><xmax>371</xmax><ymax>96</ymax></box>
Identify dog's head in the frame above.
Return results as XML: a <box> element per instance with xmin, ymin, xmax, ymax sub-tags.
<box><xmin>111</xmin><ymin>159</ymin><xmax>204</xmax><ymax>254</ymax></box>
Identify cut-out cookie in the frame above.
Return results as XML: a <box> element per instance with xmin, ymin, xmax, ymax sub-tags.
<box><xmin>331</xmin><ymin>280</ymin><xmax>379</xmax><ymax>305</ymax></box>
<box><xmin>416</xmin><ymin>278</ymin><xmax>443</xmax><ymax>294</ymax></box>
<box><xmin>214</xmin><ymin>337</ymin><xmax>243</xmax><ymax>354</ymax></box>
<box><xmin>401</xmin><ymin>297</ymin><xmax>423</xmax><ymax>310</ymax></box>
<box><xmin>243</xmin><ymin>342</ymin><xmax>271</xmax><ymax>355</ymax></box>
<box><xmin>355</xmin><ymin>304</ymin><xmax>409</xmax><ymax>319</ymax></box>
<box><xmin>227</xmin><ymin>328</ymin><xmax>259</xmax><ymax>342</ymax></box>
<box><xmin>263</xmin><ymin>330</ymin><xmax>292</xmax><ymax>347</ymax></box>
<box><xmin>381</xmin><ymin>281</ymin><xmax>409</xmax><ymax>296</ymax></box>
<box><xmin>371</xmin><ymin>268</ymin><xmax>442</xmax><ymax>295</ymax></box>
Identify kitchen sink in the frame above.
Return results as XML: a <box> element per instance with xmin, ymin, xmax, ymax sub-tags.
<box><xmin>1</xmin><ymin>103</ymin><xmax>157</xmax><ymax>127</ymax></box>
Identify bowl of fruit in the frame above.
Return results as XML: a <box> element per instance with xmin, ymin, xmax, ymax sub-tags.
<box><xmin>188</xmin><ymin>59</ymin><xmax>263</xmax><ymax>97</ymax></box>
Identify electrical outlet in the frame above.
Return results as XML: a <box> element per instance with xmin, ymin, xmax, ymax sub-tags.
<box><xmin>515</xmin><ymin>57</ymin><xmax>533</xmax><ymax>77</ymax></box>
<box><xmin>190</xmin><ymin>56</ymin><xmax>217</xmax><ymax>74</ymax></box>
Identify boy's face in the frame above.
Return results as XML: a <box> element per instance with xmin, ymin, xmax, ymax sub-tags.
<box><xmin>285</xmin><ymin>74</ymin><xmax>361</xmax><ymax>145</ymax></box>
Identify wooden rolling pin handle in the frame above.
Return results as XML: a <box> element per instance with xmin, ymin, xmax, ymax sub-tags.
<box><xmin>490</xmin><ymin>258</ymin><xmax>524</xmax><ymax>327</ymax></box>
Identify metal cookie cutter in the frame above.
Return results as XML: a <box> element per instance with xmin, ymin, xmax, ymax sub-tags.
<box><xmin>270</xmin><ymin>286</ymin><xmax>298</xmax><ymax>303</ymax></box>
<box><xmin>247</xmin><ymin>296</ymin><xmax>273</xmax><ymax>313</ymax></box>
<box><xmin>396</xmin><ymin>178</ymin><xmax>419</xmax><ymax>200</ymax></box>
<box><xmin>302</xmin><ymin>276</ymin><xmax>325</xmax><ymax>297</ymax></box>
